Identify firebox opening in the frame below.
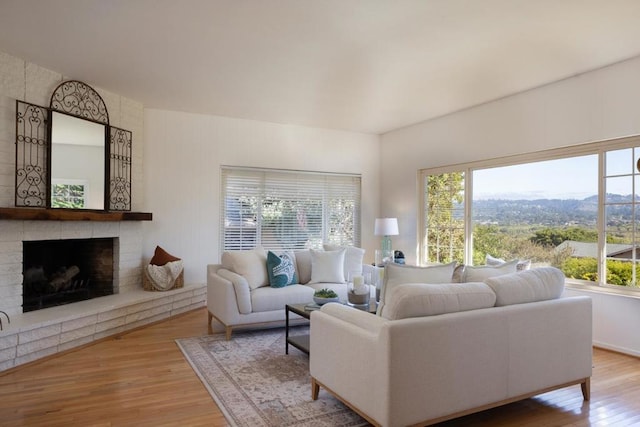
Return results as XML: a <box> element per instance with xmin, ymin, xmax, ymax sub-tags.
<box><xmin>23</xmin><ymin>238</ymin><xmax>115</xmax><ymax>312</ymax></box>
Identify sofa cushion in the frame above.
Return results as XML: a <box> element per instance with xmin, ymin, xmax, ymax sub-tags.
<box><xmin>250</xmin><ymin>284</ymin><xmax>315</xmax><ymax>313</ymax></box>
<box><xmin>221</xmin><ymin>247</ymin><xmax>268</xmax><ymax>290</ymax></box>
<box><xmin>294</xmin><ymin>249</ymin><xmax>312</xmax><ymax>284</ymax></box>
<box><xmin>463</xmin><ymin>259</ymin><xmax>518</xmax><ymax>282</ymax></box>
<box><xmin>266</xmin><ymin>251</ymin><xmax>298</xmax><ymax>288</ymax></box>
<box><xmin>484</xmin><ymin>267</ymin><xmax>565</xmax><ymax>306</ymax></box>
<box><xmin>378</xmin><ymin>262</ymin><xmax>456</xmax><ymax>316</ymax></box>
<box><xmin>381</xmin><ymin>282</ymin><xmax>497</xmax><ymax>320</ymax></box>
<box><xmin>310</xmin><ymin>248</ymin><xmax>346</xmax><ymax>284</ymax></box>
<box><xmin>323</xmin><ymin>244</ymin><xmax>365</xmax><ymax>280</ymax></box>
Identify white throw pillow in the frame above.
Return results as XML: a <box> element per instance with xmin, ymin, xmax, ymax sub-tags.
<box><xmin>378</xmin><ymin>262</ymin><xmax>456</xmax><ymax>316</ymax></box>
<box><xmin>486</xmin><ymin>254</ymin><xmax>531</xmax><ymax>271</ymax></box>
<box><xmin>484</xmin><ymin>267</ymin><xmax>565</xmax><ymax>306</ymax></box>
<box><xmin>463</xmin><ymin>259</ymin><xmax>518</xmax><ymax>282</ymax></box>
<box><xmin>309</xmin><ymin>248</ymin><xmax>346</xmax><ymax>284</ymax></box>
<box><xmin>323</xmin><ymin>244</ymin><xmax>365</xmax><ymax>279</ymax></box>
<box><xmin>381</xmin><ymin>282</ymin><xmax>497</xmax><ymax>320</ymax></box>
<box><xmin>221</xmin><ymin>247</ymin><xmax>268</xmax><ymax>290</ymax></box>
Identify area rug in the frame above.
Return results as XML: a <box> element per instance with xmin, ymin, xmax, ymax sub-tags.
<box><xmin>176</xmin><ymin>327</ymin><xmax>368</xmax><ymax>427</ymax></box>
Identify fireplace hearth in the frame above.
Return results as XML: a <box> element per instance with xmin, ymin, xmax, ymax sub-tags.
<box><xmin>22</xmin><ymin>238</ymin><xmax>115</xmax><ymax>312</ymax></box>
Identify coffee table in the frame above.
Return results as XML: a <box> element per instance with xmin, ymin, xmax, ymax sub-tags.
<box><xmin>285</xmin><ymin>303</ymin><xmax>315</xmax><ymax>354</ymax></box>
<box><xmin>285</xmin><ymin>301</ymin><xmax>376</xmax><ymax>355</ymax></box>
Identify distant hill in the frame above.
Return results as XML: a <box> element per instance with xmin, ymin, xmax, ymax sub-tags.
<box><xmin>468</xmin><ymin>194</ymin><xmax>634</xmax><ymax>226</ymax></box>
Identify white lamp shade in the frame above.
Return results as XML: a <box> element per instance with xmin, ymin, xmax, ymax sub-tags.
<box><xmin>374</xmin><ymin>218</ymin><xmax>399</xmax><ymax>236</ymax></box>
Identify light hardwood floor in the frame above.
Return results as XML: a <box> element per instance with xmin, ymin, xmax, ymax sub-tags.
<box><xmin>0</xmin><ymin>307</ymin><xmax>638</xmax><ymax>426</ymax></box>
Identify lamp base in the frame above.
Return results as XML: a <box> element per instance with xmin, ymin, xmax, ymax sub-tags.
<box><xmin>381</xmin><ymin>236</ymin><xmax>392</xmax><ymax>253</ymax></box>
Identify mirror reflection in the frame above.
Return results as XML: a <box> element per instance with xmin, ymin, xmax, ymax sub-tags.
<box><xmin>50</xmin><ymin>112</ymin><xmax>105</xmax><ymax>209</ymax></box>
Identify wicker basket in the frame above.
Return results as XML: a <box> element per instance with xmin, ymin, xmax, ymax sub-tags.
<box><xmin>142</xmin><ymin>265</ymin><xmax>184</xmax><ymax>291</ymax></box>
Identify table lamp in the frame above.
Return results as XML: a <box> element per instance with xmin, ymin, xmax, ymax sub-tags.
<box><xmin>374</xmin><ymin>217</ymin><xmax>399</xmax><ymax>254</ymax></box>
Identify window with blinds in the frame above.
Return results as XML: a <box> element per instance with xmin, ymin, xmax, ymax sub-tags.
<box><xmin>221</xmin><ymin>167</ymin><xmax>361</xmax><ymax>251</ymax></box>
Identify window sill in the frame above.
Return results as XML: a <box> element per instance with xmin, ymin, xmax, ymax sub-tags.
<box><xmin>565</xmin><ymin>280</ymin><xmax>640</xmax><ymax>300</ymax></box>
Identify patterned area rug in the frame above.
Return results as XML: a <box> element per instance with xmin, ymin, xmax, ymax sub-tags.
<box><xmin>176</xmin><ymin>327</ymin><xmax>368</xmax><ymax>427</ymax></box>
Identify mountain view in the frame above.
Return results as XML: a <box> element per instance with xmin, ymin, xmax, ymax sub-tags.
<box><xmin>470</xmin><ymin>194</ymin><xmax>634</xmax><ymax>227</ymax></box>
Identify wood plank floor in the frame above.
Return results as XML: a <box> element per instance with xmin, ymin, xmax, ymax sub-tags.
<box><xmin>0</xmin><ymin>307</ymin><xmax>639</xmax><ymax>426</ymax></box>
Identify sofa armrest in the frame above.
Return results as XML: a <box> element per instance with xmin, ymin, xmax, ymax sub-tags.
<box><xmin>207</xmin><ymin>265</ymin><xmax>252</xmax><ymax>328</ymax></box>
<box><xmin>215</xmin><ymin>268</ymin><xmax>252</xmax><ymax>314</ymax></box>
<box><xmin>317</xmin><ymin>302</ymin><xmax>386</xmax><ymax>334</ymax></box>
<box><xmin>310</xmin><ymin>305</ymin><xmax>388</xmax><ymax>423</ymax></box>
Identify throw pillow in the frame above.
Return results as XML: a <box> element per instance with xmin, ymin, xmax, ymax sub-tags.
<box><xmin>266</xmin><ymin>251</ymin><xmax>298</xmax><ymax>288</ymax></box>
<box><xmin>485</xmin><ymin>254</ymin><xmax>506</xmax><ymax>266</ymax></box>
<box><xmin>486</xmin><ymin>253</ymin><xmax>531</xmax><ymax>271</ymax></box>
<box><xmin>452</xmin><ymin>263</ymin><xmax>465</xmax><ymax>283</ymax></box>
<box><xmin>309</xmin><ymin>248</ymin><xmax>346</xmax><ymax>284</ymax></box>
<box><xmin>150</xmin><ymin>246</ymin><xmax>181</xmax><ymax>266</ymax></box>
<box><xmin>463</xmin><ymin>259</ymin><xmax>518</xmax><ymax>282</ymax></box>
<box><xmin>323</xmin><ymin>244</ymin><xmax>365</xmax><ymax>279</ymax></box>
<box><xmin>221</xmin><ymin>247</ymin><xmax>268</xmax><ymax>290</ymax></box>
<box><xmin>378</xmin><ymin>262</ymin><xmax>456</xmax><ymax>317</ymax></box>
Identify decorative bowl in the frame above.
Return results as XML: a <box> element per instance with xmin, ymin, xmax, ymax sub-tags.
<box><xmin>313</xmin><ymin>296</ymin><xmax>340</xmax><ymax>306</ymax></box>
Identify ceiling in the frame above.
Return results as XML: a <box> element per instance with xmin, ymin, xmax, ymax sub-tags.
<box><xmin>2</xmin><ymin>0</ymin><xmax>640</xmax><ymax>135</ymax></box>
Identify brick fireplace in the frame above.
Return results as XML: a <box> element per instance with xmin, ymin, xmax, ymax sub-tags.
<box><xmin>0</xmin><ymin>54</ymin><xmax>207</xmax><ymax>374</ymax></box>
<box><xmin>0</xmin><ymin>217</ymin><xmax>207</xmax><ymax>373</ymax></box>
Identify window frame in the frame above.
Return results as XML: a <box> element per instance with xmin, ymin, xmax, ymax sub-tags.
<box><xmin>419</xmin><ymin>134</ymin><xmax>640</xmax><ymax>295</ymax></box>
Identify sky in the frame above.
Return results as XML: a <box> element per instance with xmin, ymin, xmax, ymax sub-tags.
<box><xmin>473</xmin><ymin>150</ymin><xmax>638</xmax><ymax>200</ymax></box>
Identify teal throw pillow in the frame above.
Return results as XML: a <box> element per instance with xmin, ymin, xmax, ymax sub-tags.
<box><xmin>267</xmin><ymin>251</ymin><xmax>298</xmax><ymax>288</ymax></box>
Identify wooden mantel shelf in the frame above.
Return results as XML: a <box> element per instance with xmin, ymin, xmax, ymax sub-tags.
<box><xmin>0</xmin><ymin>207</ymin><xmax>152</xmax><ymax>221</ymax></box>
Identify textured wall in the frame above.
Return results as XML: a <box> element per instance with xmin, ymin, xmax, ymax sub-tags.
<box><xmin>0</xmin><ymin>50</ymin><xmax>147</xmax><ymax>316</ymax></box>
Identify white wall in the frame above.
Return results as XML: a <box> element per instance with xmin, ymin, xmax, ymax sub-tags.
<box><xmin>143</xmin><ymin>109</ymin><xmax>380</xmax><ymax>284</ymax></box>
<box><xmin>381</xmin><ymin>55</ymin><xmax>640</xmax><ymax>356</ymax></box>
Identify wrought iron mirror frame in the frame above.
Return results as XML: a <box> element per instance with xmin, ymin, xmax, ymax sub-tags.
<box><xmin>15</xmin><ymin>80</ymin><xmax>132</xmax><ymax>211</ymax></box>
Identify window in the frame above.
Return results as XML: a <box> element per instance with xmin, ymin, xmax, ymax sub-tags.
<box><xmin>51</xmin><ymin>179</ymin><xmax>88</xmax><ymax>208</ymax></box>
<box><xmin>221</xmin><ymin>167</ymin><xmax>361</xmax><ymax>251</ymax></box>
<box><xmin>420</xmin><ymin>135</ymin><xmax>640</xmax><ymax>291</ymax></box>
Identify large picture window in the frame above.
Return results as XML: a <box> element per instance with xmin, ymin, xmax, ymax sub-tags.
<box><xmin>420</xmin><ymin>136</ymin><xmax>640</xmax><ymax>292</ymax></box>
<box><xmin>221</xmin><ymin>167</ymin><xmax>361</xmax><ymax>251</ymax></box>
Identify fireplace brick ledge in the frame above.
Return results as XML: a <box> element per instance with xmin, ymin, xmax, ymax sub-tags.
<box><xmin>0</xmin><ymin>283</ymin><xmax>205</xmax><ymax>373</ymax></box>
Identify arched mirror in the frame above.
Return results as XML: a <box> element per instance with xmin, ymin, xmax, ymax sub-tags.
<box><xmin>15</xmin><ymin>80</ymin><xmax>132</xmax><ymax>211</ymax></box>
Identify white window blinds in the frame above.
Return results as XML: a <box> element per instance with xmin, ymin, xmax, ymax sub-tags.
<box><xmin>221</xmin><ymin>167</ymin><xmax>361</xmax><ymax>251</ymax></box>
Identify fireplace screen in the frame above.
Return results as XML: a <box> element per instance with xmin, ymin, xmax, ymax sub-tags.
<box><xmin>22</xmin><ymin>238</ymin><xmax>115</xmax><ymax>312</ymax></box>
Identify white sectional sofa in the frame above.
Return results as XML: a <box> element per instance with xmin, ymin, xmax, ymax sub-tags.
<box><xmin>310</xmin><ymin>266</ymin><xmax>593</xmax><ymax>427</ymax></box>
<box><xmin>207</xmin><ymin>246</ymin><xmax>372</xmax><ymax>339</ymax></box>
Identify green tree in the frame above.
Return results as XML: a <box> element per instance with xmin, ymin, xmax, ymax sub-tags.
<box><xmin>425</xmin><ymin>172</ymin><xmax>464</xmax><ymax>264</ymax></box>
<box><xmin>472</xmin><ymin>224</ymin><xmax>573</xmax><ymax>267</ymax></box>
<box><xmin>530</xmin><ymin>227</ymin><xmax>598</xmax><ymax>247</ymax></box>
<box><xmin>51</xmin><ymin>184</ymin><xmax>85</xmax><ymax>209</ymax></box>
